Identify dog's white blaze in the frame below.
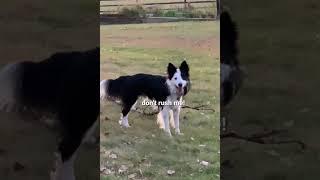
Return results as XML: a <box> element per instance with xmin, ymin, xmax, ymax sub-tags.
<box><xmin>0</xmin><ymin>63</ymin><xmax>22</xmax><ymax>112</ymax></box>
<box><xmin>172</xmin><ymin>69</ymin><xmax>187</xmax><ymax>87</ymax></box>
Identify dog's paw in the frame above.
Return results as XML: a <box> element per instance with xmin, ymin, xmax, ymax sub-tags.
<box><xmin>119</xmin><ymin>120</ymin><xmax>130</xmax><ymax>128</ymax></box>
<box><xmin>50</xmin><ymin>169</ymin><xmax>59</xmax><ymax>180</ymax></box>
<box><xmin>176</xmin><ymin>132</ymin><xmax>184</xmax><ymax>136</ymax></box>
<box><xmin>121</xmin><ymin>124</ymin><xmax>131</xmax><ymax>128</ymax></box>
<box><xmin>164</xmin><ymin>130</ymin><xmax>172</xmax><ymax>137</ymax></box>
<box><xmin>175</xmin><ymin>129</ymin><xmax>184</xmax><ymax>136</ymax></box>
<box><xmin>120</xmin><ymin>122</ymin><xmax>131</xmax><ymax>128</ymax></box>
<box><xmin>50</xmin><ymin>171</ymin><xmax>56</xmax><ymax>180</ymax></box>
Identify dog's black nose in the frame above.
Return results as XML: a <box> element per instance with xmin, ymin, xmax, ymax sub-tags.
<box><xmin>178</xmin><ymin>83</ymin><xmax>182</xmax><ymax>87</ymax></box>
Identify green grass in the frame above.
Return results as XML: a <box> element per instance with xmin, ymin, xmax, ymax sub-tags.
<box><xmin>0</xmin><ymin>0</ymin><xmax>97</xmax><ymax>64</ymax></box>
<box><xmin>101</xmin><ymin>21</ymin><xmax>219</xmax><ymax>40</ymax></box>
<box><xmin>222</xmin><ymin>0</ymin><xmax>320</xmax><ymax>179</ymax></box>
<box><xmin>100</xmin><ymin>21</ymin><xmax>219</xmax><ymax>179</ymax></box>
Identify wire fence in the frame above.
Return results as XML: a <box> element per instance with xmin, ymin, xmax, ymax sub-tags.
<box><xmin>100</xmin><ymin>0</ymin><xmax>217</xmax><ymax>14</ymax></box>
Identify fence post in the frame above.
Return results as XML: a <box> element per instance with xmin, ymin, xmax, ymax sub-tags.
<box><xmin>217</xmin><ymin>0</ymin><xmax>221</xmax><ymax>18</ymax></box>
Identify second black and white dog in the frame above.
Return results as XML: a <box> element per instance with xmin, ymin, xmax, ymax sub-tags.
<box><xmin>100</xmin><ymin>61</ymin><xmax>190</xmax><ymax>136</ymax></box>
<box><xmin>0</xmin><ymin>48</ymin><xmax>99</xmax><ymax>180</ymax></box>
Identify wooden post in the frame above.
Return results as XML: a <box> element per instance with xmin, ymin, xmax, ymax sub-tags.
<box><xmin>217</xmin><ymin>0</ymin><xmax>221</xmax><ymax>18</ymax></box>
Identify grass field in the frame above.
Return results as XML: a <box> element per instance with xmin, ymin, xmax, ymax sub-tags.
<box><xmin>0</xmin><ymin>0</ymin><xmax>98</xmax><ymax>179</ymax></box>
<box><xmin>222</xmin><ymin>0</ymin><xmax>320</xmax><ymax>179</ymax></box>
<box><xmin>0</xmin><ymin>0</ymin><xmax>97</xmax><ymax>65</ymax></box>
<box><xmin>100</xmin><ymin>21</ymin><xmax>220</xmax><ymax>179</ymax></box>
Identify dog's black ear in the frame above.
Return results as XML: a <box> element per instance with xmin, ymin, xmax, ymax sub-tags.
<box><xmin>179</xmin><ymin>61</ymin><xmax>189</xmax><ymax>76</ymax></box>
<box><xmin>167</xmin><ymin>63</ymin><xmax>176</xmax><ymax>79</ymax></box>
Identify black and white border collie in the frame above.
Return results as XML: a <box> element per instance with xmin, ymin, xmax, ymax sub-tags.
<box><xmin>100</xmin><ymin>61</ymin><xmax>190</xmax><ymax>136</ymax></box>
<box><xmin>0</xmin><ymin>48</ymin><xmax>99</xmax><ymax>180</ymax></box>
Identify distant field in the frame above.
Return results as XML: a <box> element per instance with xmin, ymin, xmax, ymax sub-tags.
<box><xmin>100</xmin><ymin>0</ymin><xmax>216</xmax><ymax>14</ymax></box>
<box><xmin>101</xmin><ymin>0</ymin><xmax>215</xmax><ymax>5</ymax></box>
<box><xmin>0</xmin><ymin>0</ymin><xmax>97</xmax><ymax>65</ymax></box>
<box><xmin>100</xmin><ymin>21</ymin><xmax>220</xmax><ymax>179</ymax></box>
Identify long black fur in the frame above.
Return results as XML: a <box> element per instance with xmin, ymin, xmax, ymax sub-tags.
<box><xmin>221</xmin><ymin>11</ymin><xmax>238</xmax><ymax>66</ymax></box>
<box><xmin>17</xmin><ymin>48</ymin><xmax>99</xmax><ymax>161</ymax></box>
<box><xmin>107</xmin><ymin>74</ymin><xmax>170</xmax><ymax>116</ymax></box>
<box><xmin>220</xmin><ymin>11</ymin><xmax>243</xmax><ymax>107</ymax></box>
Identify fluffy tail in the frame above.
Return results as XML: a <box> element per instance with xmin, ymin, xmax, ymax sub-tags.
<box><xmin>220</xmin><ymin>11</ymin><xmax>245</xmax><ymax>107</ymax></box>
<box><xmin>221</xmin><ymin>11</ymin><xmax>238</xmax><ymax>66</ymax></box>
<box><xmin>100</xmin><ymin>78</ymin><xmax>122</xmax><ymax>102</ymax></box>
<box><xmin>100</xmin><ymin>79</ymin><xmax>109</xmax><ymax>101</ymax></box>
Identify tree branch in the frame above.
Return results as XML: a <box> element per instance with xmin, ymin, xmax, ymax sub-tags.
<box><xmin>105</xmin><ymin>98</ymin><xmax>215</xmax><ymax>115</ymax></box>
<box><xmin>221</xmin><ymin>130</ymin><xmax>306</xmax><ymax>150</ymax></box>
<box><xmin>182</xmin><ymin>105</ymin><xmax>215</xmax><ymax>111</ymax></box>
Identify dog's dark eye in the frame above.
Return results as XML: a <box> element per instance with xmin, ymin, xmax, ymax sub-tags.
<box><xmin>174</xmin><ymin>77</ymin><xmax>177</xmax><ymax>80</ymax></box>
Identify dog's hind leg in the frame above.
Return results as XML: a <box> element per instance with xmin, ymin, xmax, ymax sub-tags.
<box><xmin>52</xmin><ymin>96</ymin><xmax>99</xmax><ymax>180</ymax></box>
<box><xmin>120</xmin><ymin>97</ymin><xmax>137</xmax><ymax>128</ymax></box>
<box><xmin>51</xmin><ymin>131</ymin><xmax>81</xmax><ymax>180</ymax></box>
<box><xmin>52</xmin><ymin>120</ymin><xmax>98</xmax><ymax>180</ymax></box>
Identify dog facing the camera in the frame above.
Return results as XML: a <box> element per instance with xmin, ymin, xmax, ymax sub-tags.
<box><xmin>100</xmin><ymin>61</ymin><xmax>190</xmax><ymax>136</ymax></box>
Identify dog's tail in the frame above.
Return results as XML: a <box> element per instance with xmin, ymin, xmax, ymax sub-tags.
<box><xmin>221</xmin><ymin>11</ymin><xmax>238</xmax><ymax>66</ymax></box>
<box><xmin>220</xmin><ymin>11</ymin><xmax>245</xmax><ymax>107</ymax></box>
<box><xmin>100</xmin><ymin>78</ymin><xmax>121</xmax><ymax>102</ymax></box>
<box><xmin>100</xmin><ymin>79</ymin><xmax>109</xmax><ymax>101</ymax></box>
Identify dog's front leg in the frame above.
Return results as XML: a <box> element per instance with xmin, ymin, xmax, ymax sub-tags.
<box><xmin>119</xmin><ymin>113</ymin><xmax>130</xmax><ymax>128</ymax></box>
<box><xmin>161</xmin><ymin>106</ymin><xmax>172</xmax><ymax>136</ymax></box>
<box><xmin>172</xmin><ymin>106</ymin><xmax>183</xmax><ymax>135</ymax></box>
